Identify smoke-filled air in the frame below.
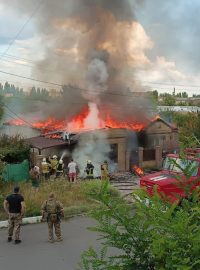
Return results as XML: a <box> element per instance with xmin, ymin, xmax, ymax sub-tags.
<box><xmin>4</xmin><ymin>0</ymin><xmax>153</xmax><ymax>124</ymax></box>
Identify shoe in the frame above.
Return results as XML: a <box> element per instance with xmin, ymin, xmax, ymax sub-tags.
<box><xmin>48</xmin><ymin>239</ymin><xmax>54</xmax><ymax>243</ymax></box>
<box><xmin>14</xmin><ymin>240</ymin><xmax>21</xmax><ymax>244</ymax></box>
<box><xmin>56</xmin><ymin>238</ymin><xmax>63</xmax><ymax>242</ymax></box>
<box><xmin>8</xmin><ymin>236</ymin><xmax>12</xmax><ymax>242</ymax></box>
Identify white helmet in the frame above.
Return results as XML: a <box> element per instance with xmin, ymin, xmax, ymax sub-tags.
<box><xmin>53</xmin><ymin>155</ymin><xmax>57</xmax><ymax>159</ymax></box>
<box><xmin>42</xmin><ymin>158</ymin><xmax>46</xmax><ymax>162</ymax></box>
<box><xmin>87</xmin><ymin>160</ymin><xmax>91</xmax><ymax>164</ymax></box>
<box><xmin>59</xmin><ymin>159</ymin><xmax>63</xmax><ymax>164</ymax></box>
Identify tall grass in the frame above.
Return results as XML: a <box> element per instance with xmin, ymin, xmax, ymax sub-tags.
<box><xmin>0</xmin><ymin>179</ymin><xmax>120</xmax><ymax>220</ymax></box>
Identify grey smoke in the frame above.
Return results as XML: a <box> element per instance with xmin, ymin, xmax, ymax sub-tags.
<box><xmin>2</xmin><ymin>0</ymin><xmax>152</xmax><ymax>123</ymax></box>
<box><xmin>72</xmin><ymin>130</ymin><xmax>111</xmax><ymax>177</ymax></box>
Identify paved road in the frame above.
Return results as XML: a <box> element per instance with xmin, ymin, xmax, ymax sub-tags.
<box><xmin>0</xmin><ymin>216</ymin><xmax>99</xmax><ymax>270</ymax></box>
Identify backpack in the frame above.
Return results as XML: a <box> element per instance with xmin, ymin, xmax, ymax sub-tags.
<box><xmin>30</xmin><ymin>169</ymin><xmax>38</xmax><ymax>180</ymax></box>
<box><xmin>46</xmin><ymin>199</ymin><xmax>58</xmax><ymax>214</ymax></box>
<box><xmin>45</xmin><ymin>199</ymin><xmax>58</xmax><ymax>222</ymax></box>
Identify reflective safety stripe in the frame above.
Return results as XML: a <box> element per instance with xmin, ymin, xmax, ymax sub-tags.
<box><xmin>150</xmin><ymin>175</ymin><xmax>168</xmax><ymax>181</ymax></box>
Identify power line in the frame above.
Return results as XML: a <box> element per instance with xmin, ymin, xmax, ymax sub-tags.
<box><xmin>0</xmin><ymin>58</ymin><xmax>35</xmax><ymax>69</ymax></box>
<box><xmin>0</xmin><ymin>57</ymin><xmax>57</xmax><ymax>73</ymax></box>
<box><xmin>0</xmin><ymin>70</ymin><xmax>144</xmax><ymax>97</ymax></box>
<box><xmin>1</xmin><ymin>69</ymin><xmax>200</xmax><ymax>99</ymax></box>
<box><xmin>0</xmin><ymin>70</ymin><xmax>62</xmax><ymax>87</ymax></box>
<box><xmin>0</xmin><ymin>0</ymin><xmax>46</xmax><ymax>61</ymax></box>
<box><xmin>0</xmin><ymin>53</ymin><xmax>36</xmax><ymax>64</ymax></box>
<box><xmin>1</xmin><ymin>53</ymin><xmax>200</xmax><ymax>89</ymax></box>
<box><xmin>2</xmin><ymin>103</ymin><xmax>34</xmax><ymax>127</ymax></box>
<box><xmin>142</xmin><ymin>81</ymin><xmax>200</xmax><ymax>88</ymax></box>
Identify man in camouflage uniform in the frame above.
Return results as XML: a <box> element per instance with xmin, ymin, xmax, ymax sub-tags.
<box><xmin>41</xmin><ymin>192</ymin><xmax>64</xmax><ymax>243</ymax></box>
<box><xmin>101</xmin><ymin>160</ymin><xmax>109</xmax><ymax>181</ymax></box>
<box><xmin>3</xmin><ymin>186</ymin><xmax>25</xmax><ymax>244</ymax></box>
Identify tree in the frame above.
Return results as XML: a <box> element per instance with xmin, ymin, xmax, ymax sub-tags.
<box><xmin>4</xmin><ymin>82</ymin><xmax>11</xmax><ymax>93</ymax></box>
<box><xmin>162</xmin><ymin>94</ymin><xmax>176</xmax><ymax>106</ymax></box>
<box><xmin>181</xmin><ymin>92</ymin><xmax>188</xmax><ymax>98</ymax></box>
<box><xmin>0</xmin><ymin>135</ymin><xmax>30</xmax><ymax>163</ymax></box>
<box><xmin>0</xmin><ymin>95</ymin><xmax>4</xmax><ymax>121</ymax></box>
<box><xmin>173</xmin><ymin>112</ymin><xmax>200</xmax><ymax>146</ymax></box>
<box><xmin>30</xmin><ymin>86</ymin><xmax>37</xmax><ymax>98</ymax></box>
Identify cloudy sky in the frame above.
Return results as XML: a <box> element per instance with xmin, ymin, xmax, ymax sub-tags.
<box><xmin>0</xmin><ymin>0</ymin><xmax>200</xmax><ymax>95</ymax></box>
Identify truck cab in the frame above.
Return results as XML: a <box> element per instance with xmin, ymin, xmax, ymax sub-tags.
<box><xmin>140</xmin><ymin>150</ymin><xmax>200</xmax><ymax>204</ymax></box>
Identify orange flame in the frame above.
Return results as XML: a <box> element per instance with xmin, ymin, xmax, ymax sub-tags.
<box><xmin>133</xmin><ymin>165</ymin><xmax>144</xmax><ymax>177</ymax></box>
<box><xmin>8</xmin><ymin>119</ymin><xmax>26</xmax><ymax>126</ymax></box>
<box><xmin>8</xmin><ymin>106</ymin><xmax>146</xmax><ymax>133</ymax></box>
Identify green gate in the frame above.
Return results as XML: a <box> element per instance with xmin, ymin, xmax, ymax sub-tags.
<box><xmin>2</xmin><ymin>160</ymin><xmax>29</xmax><ymax>182</ymax></box>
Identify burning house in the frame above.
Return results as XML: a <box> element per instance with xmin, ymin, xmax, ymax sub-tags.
<box><xmin>4</xmin><ymin>1</ymin><xmax>179</xmax><ymax>173</ymax></box>
<box><xmin>24</xmin><ymin>116</ymin><xmax>179</xmax><ymax>173</ymax></box>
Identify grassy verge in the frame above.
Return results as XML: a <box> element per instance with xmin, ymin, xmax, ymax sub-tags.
<box><xmin>0</xmin><ymin>179</ymin><xmax>120</xmax><ymax>221</ymax></box>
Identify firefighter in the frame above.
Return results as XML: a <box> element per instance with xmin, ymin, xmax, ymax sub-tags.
<box><xmin>41</xmin><ymin>158</ymin><xmax>50</xmax><ymax>180</ymax></box>
<box><xmin>85</xmin><ymin>160</ymin><xmax>94</xmax><ymax>180</ymax></box>
<box><xmin>101</xmin><ymin>160</ymin><xmax>109</xmax><ymax>181</ymax></box>
<box><xmin>49</xmin><ymin>155</ymin><xmax>58</xmax><ymax>175</ymax></box>
<box><xmin>55</xmin><ymin>159</ymin><xmax>64</xmax><ymax>179</ymax></box>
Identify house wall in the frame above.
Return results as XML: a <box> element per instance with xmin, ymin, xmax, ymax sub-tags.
<box><xmin>145</xmin><ymin>121</ymin><xmax>179</xmax><ymax>152</ymax></box>
<box><xmin>29</xmin><ymin>120</ymin><xmax>178</xmax><ymax>173</ymax></box>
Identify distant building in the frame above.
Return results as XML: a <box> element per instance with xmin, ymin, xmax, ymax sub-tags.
<box><xmin>158</xmin><ymin>106</ymin><xmax>199</xmax><ymax>113</ymax></box>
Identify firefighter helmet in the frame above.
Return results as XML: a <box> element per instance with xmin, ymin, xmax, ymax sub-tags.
<box><xmin>53</xmin><ymin>155</ymin><xmax>58</xmax><ymax>159</ymax></box>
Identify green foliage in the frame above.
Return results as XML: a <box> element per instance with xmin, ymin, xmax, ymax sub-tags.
<box><xmin>80</xmin><ymin>180</ymin><xmax>120</xmax><ymax>199</ymax></box>
<box><xmin>162</xmin><ymin>94</ymin><xmax>176</xmax><ymax>106</ymax></box>
<box><xmin>0</xmin><ymin>134</ymin><xmax>30</xmax><ymax>163</ymax></box>
<box><xmin>173</xmin><ymin>112</ymin><xmax>200</xmax><ymax>147</ymax></box>
<box><xmin>0</xmin><ymin>94</ymin><xmax>4</xmax><ymax>121</ymax></box>
<box><xmin>0</xmin><ymin>180</ymin><xmax>120</xmax><ymax>221</ymax></box>
<box><xmin>0</xmin><ymin>154</ymin><xmax>6</xmax><ymax>174</ymax></box>
<box><xmin>80</xmin><ymin>172</ymin><xmax>200</xmax><ymax>269</ymax></box>
<box><xmin>160</xmin><ymin>112</ymin><xmax>200</xmax><ymax>147</ymax></box>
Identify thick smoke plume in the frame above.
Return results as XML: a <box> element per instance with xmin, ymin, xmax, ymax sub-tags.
<box><xmin>72</xmin><ymin>130</ymin><xmax>111</xmax><ymax>177</ymax></box>
<box><xmin>4</xmin><ymin>0</ymin><xmax>152</xmax><ymax>124</ymax></box>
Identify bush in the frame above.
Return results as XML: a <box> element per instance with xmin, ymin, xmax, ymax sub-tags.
<box><xmin>80</xmin><ymin>178</ymin><xmax>200</xmax><ymax>269</ymax></box>
<box><xmin>0</xmin><ymin>134</ymin><xmax>30</xmax><ymax>163</ymax></box>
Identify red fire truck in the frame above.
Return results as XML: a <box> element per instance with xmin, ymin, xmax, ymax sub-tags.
<box><xmin>140</xmin><ymin>149</ymin><xmax>200</xmax><ymax>204</ymax></box>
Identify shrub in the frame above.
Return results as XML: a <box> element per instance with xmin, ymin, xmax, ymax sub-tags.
<box><xmin>0</xmin><ymin>134</ymin><xmax>30</xmax><ymax>163</ymax></box>
<box><xmin>80</xmin><ymin>175</ymin><xmax>200</xmax><ymax>269</ymax></box>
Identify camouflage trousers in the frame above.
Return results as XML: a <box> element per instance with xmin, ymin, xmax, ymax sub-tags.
<box><xmin>47</xmin><ymin>221</ymin><xmax>62</xmax><ymax>241</ymax></box>
<box><xmin>8</xmin><ymin>213</ymin><xmax>22</xmax><ymax>240</ymax></box>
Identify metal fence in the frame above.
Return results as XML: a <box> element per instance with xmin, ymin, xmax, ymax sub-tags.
<box><xmin>2</xmin><ymin>160</ymin><xmax>29</xmax><ymax>182</ymax></box>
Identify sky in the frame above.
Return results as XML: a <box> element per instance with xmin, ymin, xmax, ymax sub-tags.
<box><xmin>0</xmin><ymin>0</ymin><xmax>200</xmax><ymax>96</ymax></box>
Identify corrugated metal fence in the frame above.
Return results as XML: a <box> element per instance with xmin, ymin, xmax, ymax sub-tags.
<box><xmin>2</xmin><ymin>160</ymin><xmax>29</xmax><ymax>182</ymax></box>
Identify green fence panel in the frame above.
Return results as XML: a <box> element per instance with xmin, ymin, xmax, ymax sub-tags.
<box><xmin>2</xmin><ymin>160</ymin><xmax>29</xmax><ymax>182</ymax></box>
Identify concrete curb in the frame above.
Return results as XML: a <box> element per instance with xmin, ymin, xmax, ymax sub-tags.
<box><xmin>0</xmin><ymin>214</ymin><xmax>87</xmax><ymax>229</ymax></box>
<box><xmin>0</xmin><ymin>216</ymin><xmax>42</xmax><ymax>229</ymax></box>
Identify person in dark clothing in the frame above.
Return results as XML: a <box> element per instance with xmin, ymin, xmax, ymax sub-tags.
<box><xmin>55</xmin><ymin>159</ymin><xmax>64</xmax><ymax>179</ymax></box>
<box><xmin>85</xmin><ymin>160</ymin><xmax>94</xmax><ymax>180</ymax></box>
<box><xmin>3</xmin><ymin>186</ymin><xmax>25</xmax><ymax>244</ymax></box>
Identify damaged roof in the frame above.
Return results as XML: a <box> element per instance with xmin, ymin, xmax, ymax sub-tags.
<box><xmin>25</xmin><ymin>136</ymin><xmax>73</xmax><ymax>150</ymax></box>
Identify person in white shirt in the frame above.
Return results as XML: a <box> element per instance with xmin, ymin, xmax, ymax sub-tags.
<box><xmin>67</xmin><ymin>159</ymin><xmax>77</xmax><ymax>183</ymax></box>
